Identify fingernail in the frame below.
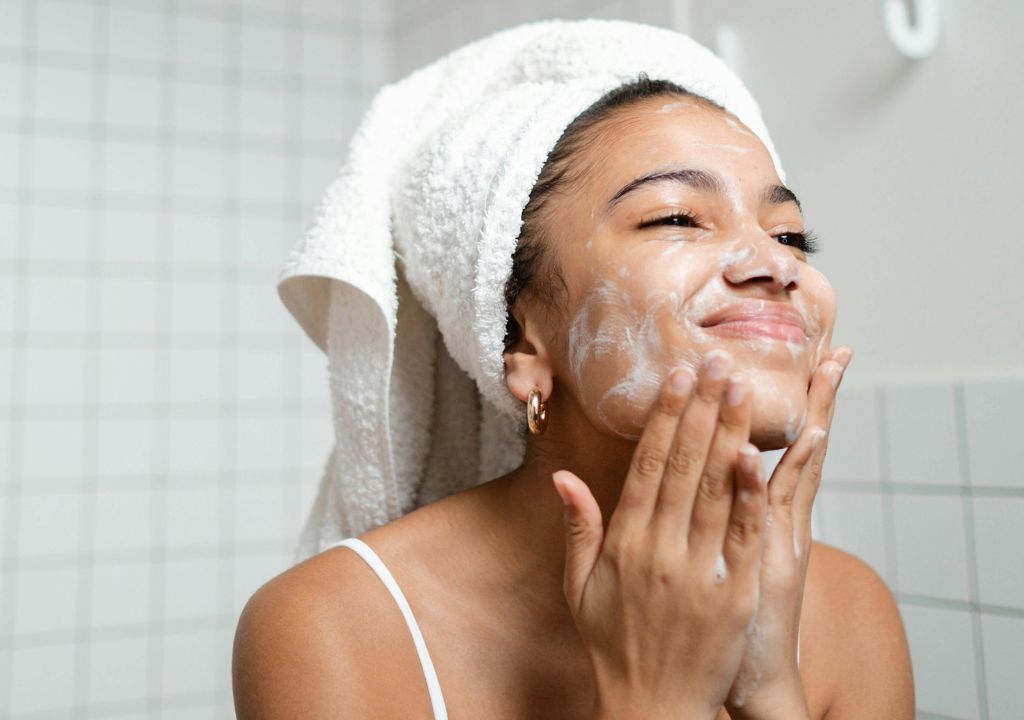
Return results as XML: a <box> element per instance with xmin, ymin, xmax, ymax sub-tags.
<box><xmin>726</xmin><ymin>374</ymin><xmax>748</xmax><ymax>406</ymax></box>
<box><xmin>738</xmin><ymin>444</ymin><xmax>764</xmax><ymax>483</ymax></box>
<box><xmin>551</xmin><ymin>472</ymin><xmax>570</xmax><ymax>505</ymax></box>
<box><xmin>704</xmin><ymin>349</ymin><xmax>732</xmax><ymax>380</ymax></box>
<box><xmin>669</xmin><ymin>367</ymin><xmax>694</xmax><ymax>395</ymax></box>
<box><xmin>830</xmin><ymin>364</ymin><xmax>843</xmax><ymax>390</ymax></box>
<box><xmin>837</xmin><ymin>348</ymin><xmax>853</xmax><ymax>371</ymax></box>
<box><xmin>809</xmin><ymin>426</ymin><xmax>827</xmax><ymax>449</ymax></box>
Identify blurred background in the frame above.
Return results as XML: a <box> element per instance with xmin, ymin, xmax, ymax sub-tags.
<box><xmin>0</xmin><ymin>0</ymin><xmax>1020</xmax><ymax>718</ymax></box>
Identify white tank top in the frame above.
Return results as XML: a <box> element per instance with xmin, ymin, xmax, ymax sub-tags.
<box><xmin>327</xmin><ymin>537</ymin><xmax>448</xmax><ymax>720</ymax></box>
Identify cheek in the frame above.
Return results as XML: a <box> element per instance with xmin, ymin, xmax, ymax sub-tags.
<box><xmin>797</xmin><ymin>265</ymin><xmax>837</xmax><ymax>366</ymax></box>
<box><xmin>566</xmin><ymin>279</ymin><xmax>702</xmax><ymax>441</ymax></box>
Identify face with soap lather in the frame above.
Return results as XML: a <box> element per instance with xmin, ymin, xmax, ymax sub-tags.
<box><xmin>506</xmin><ymin>95</ymin><xmax>836</xmax><ymax>450</ymax></box>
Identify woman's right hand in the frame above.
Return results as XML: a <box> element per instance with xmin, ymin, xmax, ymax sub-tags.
<box><xmin>551</xmin><ymin>349</ymin><xmax>770</xmax><ymax>720</ymax></box>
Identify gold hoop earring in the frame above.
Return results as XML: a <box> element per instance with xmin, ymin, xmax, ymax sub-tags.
<box><xmin>527</xmin><ymin>387</ymin><xmax>547</xmax><ymax>436</ymax></box>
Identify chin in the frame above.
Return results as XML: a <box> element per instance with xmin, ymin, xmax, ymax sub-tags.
<box><xmin>748</xmin><ymin>384</ymin><xmax>809</xmax><ymax>451</ymax></box>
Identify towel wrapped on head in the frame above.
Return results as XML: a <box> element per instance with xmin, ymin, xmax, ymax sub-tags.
<box><xmin>277</xmin><ymin>18</ymin><xmax>787</xmax><ymax>561</ymax></box>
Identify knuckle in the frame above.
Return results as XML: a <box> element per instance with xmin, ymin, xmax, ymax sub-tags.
<box><xmin>666</xmin><ymin>448</ymin><xmax>695</xmax><ymax>477</ymax></box>
<box><xmin>726</xmin><ymin>514</ymin><xmax>763</xmax><ymax>547</ymax></box>
<box><xmin>633</xmin><ymin>446</ymin><xmax>666</xmax><ymax>477</ymax></box>
<box><xmin>696</xmin><ymin>473</ymin><xmax>727</xmax><ymax>505</ymax></box>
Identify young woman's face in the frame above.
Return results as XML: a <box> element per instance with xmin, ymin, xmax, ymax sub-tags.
<box><xmin>547</xmin><ymin>96</ymin><xmax>836</xmax><ymax>449</ymax></box>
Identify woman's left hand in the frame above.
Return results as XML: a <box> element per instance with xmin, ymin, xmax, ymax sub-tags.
<box><xmin>723</xmin><ymin>345</ymin><xmax>853</xmax><ymax>720</ymax></box>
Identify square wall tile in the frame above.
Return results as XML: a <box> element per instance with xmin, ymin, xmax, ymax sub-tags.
<box><xmin>107</xmin><ymin>5</ymin><xmax>164</xmax><ymax>63</ymax></box>
<box><xmin>94</xmin><ymin>490</ymin><xmax>155</xmax><ymax>553</ymax></box>
<box><xmin>164</xmin><ymin>486</ymin><xmax>221</xmax><ymax>548</ymax></box>
<box><xmin>98</xmin><ymin>276</ymin><xmax>158</xmax><ymax>335</ymax></box>
<box><xmin>972</xmin><ymin>497</ymin><xmax>1024</xmax><ymax>609</ymax></box>
<box><xmin>13</xmin><ymin>565</ymin><xmax>80</xmax><ymax>635</ymax></box>
<box><xmin>27</xmin><ymin>205</ymin><xmax>92</xmax><ymax>263</ymax></box>
<box><xmin>32</xmin><ymin>65</ymin><xmax>96</xmax><ymax>124</ymax></box>
<box><xmin>17</xmin><ymin>492</ymin><xmax>82</xmax><ymax>556</ymax></box>
<box><xmin>97</xmin><ymin>418</ymin><xmax>155</xmax><ymax>477</ymax></box>
<box><xmin>981</xmin><ymin>613</ymin><xmax>1024</xmax><ymax>720</ymax></box>
<box><xmin>237</xmin><ymin>150</ymin><xmax>290</xmax><ymax>204</ymax></box>
<box><xmin>170</xmin><ymin>211</ymin><xmax>226</xmax><ymax>266</ymax></box>
<box><xmin>817</xmin><ymin>489</ymin><xmax>890</xmax><ymax>586</ymax></box>
<box><xmin>105</xmin><ymin>70</ymin><xmax>163</xmax><ymax>129</ymax></box>
<box><xmin>37</xmin><ymin>0</ymin><xmax>97</xmax><ymax>55</ymax></box>
<box><xmin>821</xmin><ymin>384</ymin><xmax>881</xmax><ymax>483</ymax></box>
<box><xmin>88</xmin><ymin>635</ymin><xmax>149</xmax><ymax>706</ymax></box>
<box><xmin>24</xmin><ymin>345</ymin><xmax>88</xmax><ymax>406</ymax></box>
<box><xmin>0</xmin><ymin>0</ymin><xmax>26</xmax><ymax>49</ymax></box>
<box><xmin>963</xmin><ymin>378</ymin><xmax>1024</xmax><ymax>489</ymax></box>
<box><xmin>892</xmin><ymin>493</ymin><xmax>970</xmax><ymax>602</ymax></box>
<box><xmin>98</xmin><ymin>347</ymin><xmax>158</xmax><ymax>405</ymax></box>
<box><xmin>233</xmin><ymin>484</ymin><xmax>288</xmax><ymax>544</ymax></box>
<box><xmin>102</xmin><ymin>207</ymin><xmax>162</xmax><ymax>264</ymax></box>
<box><xmin>21</xmin><ymin>418</ymin><xmax>85</xmax><ymax>483</ymax></box>
<box><xmin>160</xmin><ymin>628</ymin><xmax>220</xmax><ymax>697</ymax></box>
<box><xmin>104</xmin><ymin>139</ymin><xmax>163</xmax><ymax>197</ymax></box>
<box><xmin>31</xmin><ymin>134</ymin><xmax>93</xmax><ymax>193</ymax></box>
<box><xmin>91</xmin><ymin>560</ymin><xmax>152</xmax><ymax>627</ymax></box>
<box><xmin>166</xmin><ymin>418</ymin><xmax>221</xmax><ymax>474</ymax></box>
<box><xmin>174</xmin><ymin>13</ymin><xmax>227</xmax><ymax>68</ymax></box>
<box><xmin>885</xmin><ymin>383</ymin><xmax>961</xmax><ymax>486</ymax></box>
<box><xmin>899</xmin><ymin>603</ymin><xmax>980</xmax><ymax>719</ymax></box>
<box><xmin>168</xmin><ymin>347</ymin><xmax>222</xmax><ymax>404</ymax></box>
<box><xmin>27</xmin><ymin>274</ymin><xmax>90</xmax><ymax>334</ymax></box>
<box><xmin>163</xmin><ymin>556</ymin><xmax>221</xmax><ymax>621</ymax></box>
<box><xmin>10</xmin><ymin>641</ymin><xmax>76</xmax><ymax>715</ymax></box>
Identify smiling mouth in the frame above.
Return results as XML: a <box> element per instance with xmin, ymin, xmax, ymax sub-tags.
<box><xmin>703</xmin><ymin>318</ymin><xmax>809</xmax><ymax>343</ymax></box>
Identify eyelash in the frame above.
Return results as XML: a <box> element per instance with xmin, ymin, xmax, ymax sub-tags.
<box><xmin>640</xmin><ymin>211</ymin><xmax>821</xmax><ymax>255</ymax></box>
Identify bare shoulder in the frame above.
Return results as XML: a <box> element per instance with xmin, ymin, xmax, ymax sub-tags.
<box><xmin>805</xmin><ymin>541</ymin><xmax>915</xmax><ymax>719</ymax></box>
<box><xmin>232</xmin><ymin>545</ymin><xmax>433</xmax><ymax>719</ymax></box>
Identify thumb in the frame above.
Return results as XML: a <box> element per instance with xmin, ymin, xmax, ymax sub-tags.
<box><xmin>552</xmin><ymin>470</ymin><xmax>604</xmax><ymax>613</ymax></box>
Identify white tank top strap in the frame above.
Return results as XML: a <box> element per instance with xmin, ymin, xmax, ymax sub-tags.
<box><xmin>327</xmin><ymin>537</ymin><xmax>448</xmax><ymax>720</ymax></box>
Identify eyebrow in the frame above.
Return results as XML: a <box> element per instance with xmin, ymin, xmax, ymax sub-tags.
<box><xmin>604</xmin><ymin>167</ymin><xmax>802</xmax><ymax>216</ymax></box>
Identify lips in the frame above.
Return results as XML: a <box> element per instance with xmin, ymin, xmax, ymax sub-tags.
<box><xmin>700</xmin><ymin>301</ymin><xmax>808</xmax><ymax>343</ymax></box>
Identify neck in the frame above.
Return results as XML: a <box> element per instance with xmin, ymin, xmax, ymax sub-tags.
<box><xmin>477</xmin><ymin>383</ymin><xmax>638</xmax><ymax>614</ymax></box>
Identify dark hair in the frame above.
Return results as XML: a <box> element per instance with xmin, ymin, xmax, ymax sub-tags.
<box><xmin>501</xmin><ymin>72</ymin><xmax>726</xmax><ymax>354</ymax></box>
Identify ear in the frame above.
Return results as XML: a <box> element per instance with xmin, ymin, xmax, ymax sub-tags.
<box><xmin>502</xmin><ymin>305</ymin><xmax>555</xmax><ymax>404</ymax></box>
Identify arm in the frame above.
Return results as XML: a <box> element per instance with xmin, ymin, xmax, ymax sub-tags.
<box><xmin>232</xmin><ymin>575</ymin><xmax>357</xmax><ymax>719</ymax></box>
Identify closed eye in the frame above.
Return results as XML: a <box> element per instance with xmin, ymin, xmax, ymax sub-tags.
<box><xmin>639</xmin><ymin>211</ymin><xmax>820</xmax><ymax>255</ymax></box>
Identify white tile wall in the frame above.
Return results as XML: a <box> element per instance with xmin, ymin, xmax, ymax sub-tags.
<box><xmin>818</xmin><ymin>379</ymin><xmax>1024</xmax><ymax>719</ymax></box>
<box><xmin>2</xmin><ymin>0</ymin><xmax>351</xmax><ymax>716</ymax></box>
<box><xmin>900</xmin><ymin>604</ymin><xmax>981</xmax><ymax>719</ymax></box>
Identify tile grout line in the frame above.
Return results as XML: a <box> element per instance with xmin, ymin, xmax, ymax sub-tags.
<box><xmin>71</xmin><ymin>0</ymin><xmax>111</xmax><ymax>714</ymax></box>
<box><xmin>876</xmin><ymin>385</ymin><xmax>900</xmax><ymax>593</ymax></box>
<box><xmin>954</xmin><ymin>381</ymin><xmax>989</xmax><ymax>719</ymax></box>
<box><xmin>145</xmin><ymin>0</ymin><xmax>179</xmax><ymax>714</ymax></box>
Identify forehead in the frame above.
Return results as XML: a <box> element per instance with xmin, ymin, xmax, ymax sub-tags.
<box><xmin>580</xmin><ymin>97</ymin><xmax>781</xmax><ymax>203</ymax></box>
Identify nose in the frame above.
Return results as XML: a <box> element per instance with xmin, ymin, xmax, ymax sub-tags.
<box><xmin>720</xmin><ymin>235</ymin><xmax>800</xmax><ymax>293</ymax></box>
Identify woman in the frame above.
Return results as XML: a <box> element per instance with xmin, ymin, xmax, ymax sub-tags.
<box><xmin>234</xmin><ymin>21</ymin><xmax>913</xmax><ymax>720</ymax></box>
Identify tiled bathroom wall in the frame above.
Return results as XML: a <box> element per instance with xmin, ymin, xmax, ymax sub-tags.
<box><xmin>814</xmin><ymin>377</ymin><xmax>1024</xmax><ymax>720</ymax></box>
<box><xmin>0</xmin><ymin>0</ymin><xmax>381</xmax><ymax>716</ymax></box>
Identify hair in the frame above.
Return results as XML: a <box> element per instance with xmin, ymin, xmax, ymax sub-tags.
<box><xmin>501</xmin><ymin>72</ymin><xmax>727</xmax><ymax>355</ymax></box>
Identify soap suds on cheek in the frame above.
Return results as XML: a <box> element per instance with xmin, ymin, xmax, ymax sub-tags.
<box><xmin>567</xmin><ymin>272</ymin><xmax>701</xmax><ymax>441</ymax></box>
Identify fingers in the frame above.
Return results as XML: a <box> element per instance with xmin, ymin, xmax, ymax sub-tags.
<box><xmin>769</xmin><ymin>345</ymin><xmax>852</xmax><ymax>544</ymax></box>
<box><xmin>552</xmin><ymin>470</ymin><xmax>605</xmax><ymax>615</ymax></box>
<box><xmin>720</xmin><ymin>443</ymin><xmax>769</xmax><ymax>583</ymax></box>
<box><xmin>664</xmin><ymin>369</ymin><xmax>753</xmax><ymax>556</ymax></box>
<box><xmin>648</xmin><ymin>350</ymin><xmax>736</xmax><ymax>546</ymax></box>
<box><xmin>604</xmin><ymin>365</ymin><xmax>696</xmax><ymax>543</ymax></box>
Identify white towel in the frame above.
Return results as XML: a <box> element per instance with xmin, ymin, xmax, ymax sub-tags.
<box><xmin>277</xmin><ymin>18</ymin><xmax>786</xmax><ymax>561</ymax></box>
